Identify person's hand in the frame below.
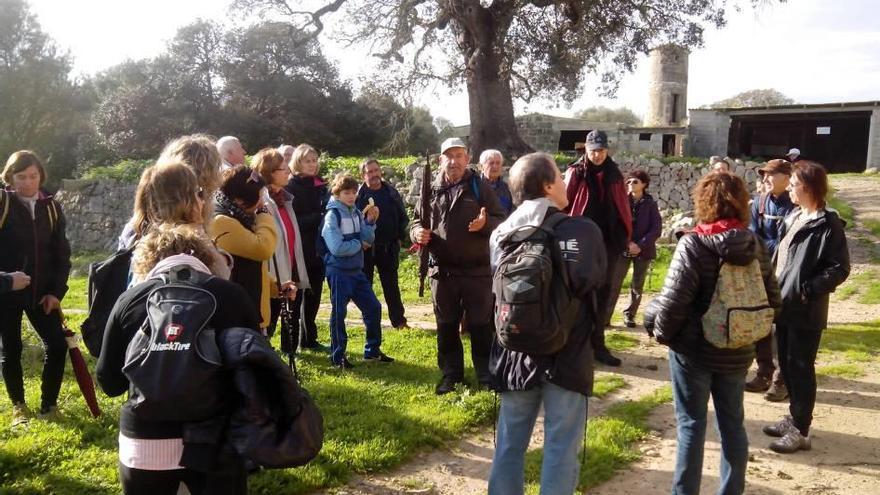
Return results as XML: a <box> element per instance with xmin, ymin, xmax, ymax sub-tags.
<box><xmin>280</xmin><ymin>281</ymin><xmax>297</xmax><ymax>300</ymax></box>
<box><xmin>9</xmin><ymin>272</ymin><xmax>30</xmax><ymax>291</ymax></box>
<box><xmin>365</xmin><ymin>206</ymin><xmax>380</xmax><ymax>224</ymax></box>
<box><xmin>628</xmin><ymin>242</ymin><xmax>642</xmax><ymax>256</ymax></box>
<box><xmin>39</xmin><ymin>295</ymin><xmax>60</xmax><ymax>315</ymax></box>
<box><xmin>468</xmin><ymin>207</ymin><xmax>487</xmax><ymax>232</ymax></box>
<box><xmin>362</xmin><ymin>241</ymin><xmax>372</xmax><ymax>251</ymax></box>
<box><xmin>414</xmin><ymin>226</ymin><xmax>432</xmax><ymax>245</ymax></box>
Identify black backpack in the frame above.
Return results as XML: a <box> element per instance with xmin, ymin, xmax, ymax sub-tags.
<box><xmin>81</xmin><ymin>245</ymin><xmax>136</xmax><ymax>358</ymax></box>
<box><xmin>493</xmin><ymin>212</ymin><xmax>579</xmax><ymax>355</ymax></box>
<box><xmin>122</xmin><ymin>265</ymin><xmax>225</xmax><ymax>422</ymax></box>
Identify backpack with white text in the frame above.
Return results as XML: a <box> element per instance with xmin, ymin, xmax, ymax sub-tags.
<box><xmin>122</xmin><ymin>265</ymin><xmax>226</xmax><ymax>422</ymax></box>
<box><xmin>493</xmin><ymin>212</ymin><xmax>579</xmax><ymax>355</ymax></box>
<box><xmin>702</xmin><ymin>260</ymin><xmax>773</xmax><ymax>349</ymax></box>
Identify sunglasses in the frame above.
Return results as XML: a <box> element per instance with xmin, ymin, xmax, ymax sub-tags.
<box><xmin>626</xmin><ymin>179</ymin><xmax>641</xmax><ymax>185</ymax></box>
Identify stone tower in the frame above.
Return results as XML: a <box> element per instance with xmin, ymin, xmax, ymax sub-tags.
<box><xmin>644</xmin><ymin>45</ymin><xmax>689</xmax><ymax>127</ymax></box>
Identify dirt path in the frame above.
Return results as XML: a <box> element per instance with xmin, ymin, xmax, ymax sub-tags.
<box><xmin>319</xmin><ymin>176</ymin><xmax>880</xmax><ymax>494</ymax></box>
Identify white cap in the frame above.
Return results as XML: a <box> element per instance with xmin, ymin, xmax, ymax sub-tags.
<box><xmin>440</xmin><ymin>137</ymin><xmax>467</xmax><ymax>154</ymax></box>
<box><xmin>787</xmin><ymin>148</ymin><xmax>801</xmax><ymax>157</ymax></box>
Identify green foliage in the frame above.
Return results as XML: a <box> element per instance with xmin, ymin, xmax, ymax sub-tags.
<box><xmin>863</xmin><ymin>219</ymin><xmax>880</xmax><ymax>237</ymax></box>
<box><xmin>319</xmin><ymin>155</ymin><xmax>418</xmax><ymax>181</ymax></box>
<box><xmin>816</xmin><ymin>364</ymin><xmax>865</xmax><ymax>379</ymax></box>
<box><xmin>574</xmin><ymin>106</ymin><xmax>641</xmax><ymax>125</ymax></box>
<box><xmin>79</xmin><ymin>159</ymin><xmax>152</xmax><ymax>183</ymax></box>
<box><xmin>706</xmin><ymin>89</ymin><xmax>795</xmax><ymax>109</ymax></box>
<box><xmin>522</xmin><ymin>385</ymin><xmax>673</xmax><ymax>493</ymax></box>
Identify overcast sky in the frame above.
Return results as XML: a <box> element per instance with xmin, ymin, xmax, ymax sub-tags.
<box><xmin>29</xmin><ymin>0</ymin><xmax>880</xmax><ymax>126</ymax></box>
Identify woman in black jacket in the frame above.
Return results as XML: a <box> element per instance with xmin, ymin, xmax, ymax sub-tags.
<box><xmin>620</xmin><ymin>169</ymin><xmax>662</xmax><ymax>328</ymax></box>
<box><xmin>0</xmin><ymin>150</ymin><xmax>71</xmax><ymax>426</ymax></box>
<box><xmin>644</xmin><ymin>172</ymin><xmax>781</xmax><ymax>495</ymax></box>
<box><xmin>285</xmin><ymin>144</ymin><xmax>330</xmax><ymax>352</ymax></box>
<box><xmin>762</xmin><ymin>161</ymin><xmax>849</xmax><ymax>454</ymax></box>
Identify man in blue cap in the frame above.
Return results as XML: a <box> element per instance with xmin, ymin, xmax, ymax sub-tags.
<box><xmin>563</xmin><ymin>130</ymin><xmax>632</xmax><ymax>367</ymax></box>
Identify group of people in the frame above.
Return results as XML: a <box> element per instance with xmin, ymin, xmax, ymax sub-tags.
<box><xmin>0</xmin><ymin>129</ymin><xmax>850</xmax><ymax>494</ymax></box>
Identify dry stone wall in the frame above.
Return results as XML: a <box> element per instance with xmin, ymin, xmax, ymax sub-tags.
<box><xmin>54</xmin><ymin>179</ymin><xmax>135</xmax><ymax>253</ymax></box>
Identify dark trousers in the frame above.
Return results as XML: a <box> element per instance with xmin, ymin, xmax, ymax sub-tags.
<box><xmin>623</xmin><ymin>257</ymin><xmax>651</xmax><ymax>321</ymax></box>
<box><xmin>430</xmin><ymin>274</ymin><xmax>493</xmax><ymax>383</ymax></box>
<box><xmin>118</xmin><ymin>463</ymin><xmax>247</xmax><ymax>495</ymax></box>
<box><xmin>595</xmin><ymin>249</ymin><xmax>628</xmax><ymax>353</ymax></box>
<box><xmin>299</xmin><ymin>261</ymin><xmax>325</xmax><ymax>348</ymax></box>
<box><xmin>364</xmin><ymin>241</ymin><xmax>406</xmax><ymax>327</ymax></box>
<box><xmin>0</xmin><ymin>304</ymin><xmax>67</xmax><ymax>409</ymax></box>
<box><xmin>753</xmin><ymin>327</ymin><xmax>785</xmax><ymax>384</ymax></box>
<box><xmin>269</xmin><ymin>297</ymin><xmax>302</xmax><ymax>355</ymax></box>
<box><xmin>776</xmin><ymin>324</ymin><xmax>823</xmax><ymax>436</ymax></box>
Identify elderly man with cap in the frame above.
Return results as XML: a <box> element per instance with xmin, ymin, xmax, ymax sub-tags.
<box><xmin>411</xmin><ymin>137</ymin><xmax>505</xmax><ymax>394</ymax></box>
<box><xmin>479</xmin><ymin>149</ymin><xmax>513</xmax><ymax>216</ymax></box>
<box><xmin>786</xmin><ymin>148</ymin><xmax>802</xmax><ymax>163</ymax></box>
<box><xmin>564</xmin><ymin>130</ymin><xmax>632</xmax><ymax>367</ymax></box>
<box><xmin>746</xmin><ymin>158</ymin><xmax>795</xmax><ymax>400</ymax></box>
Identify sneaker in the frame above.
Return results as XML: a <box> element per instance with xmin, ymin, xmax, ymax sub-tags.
<box><xmin>769</xmin><ymin>428</ymin><xmax>811</xmax><ymax>454</ymax></box>
<box><xmin>11</xmin><ymin>402</ymin><xmax>32</xmax><ymax>427</ymax></box>
<box><xmin>435</xmin><ymin>377</ymin><xmax>459</xmax><ymax>395</ymax></box>
<box><xmin>745</xmin><ymin>374</ymin><xmax>772</xmax><ymax>393</ymax></box>
<box><xmin>764</xmin><ymin>381</ymin><xmax>789</xmax><ymax>402</ymax></box>
<box><xmin>364</xmin><ymin>352</ymin><xmax>395</xmax><ymax>363</ymax></box>
<box><xmin>623</xmin><ymin>315</ymin><xmax>637</xmax><ymax>328</ymax></box>
<box><xmin>762</xmin><ymin>415</ymin><xmax>795</xmax><ymax>437</ymax></box>
<box><xmin>595</xmin><ymin>350</ymin><xmax>622</xmax><ymax>367</ymax></box>
<box><xmin>332</xmin><ymin>357</ymin><xmax>355</xmax><ymax>370</ymax></box>
<box><xmin>37</xmin><ymin>405</ymin><xmax>61</xmax><ymax>421</ymax></box>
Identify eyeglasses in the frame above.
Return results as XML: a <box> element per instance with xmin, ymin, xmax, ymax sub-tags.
<box><xmin>626</xmin><ymin>179</ymin><xmax>641</xmax><ymax>185</ymax></box>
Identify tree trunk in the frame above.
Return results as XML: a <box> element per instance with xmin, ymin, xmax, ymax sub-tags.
<box><xmin>459</xmin><ymin>3</ymin><xmax>533</xmax><ymax>161</ymax></box>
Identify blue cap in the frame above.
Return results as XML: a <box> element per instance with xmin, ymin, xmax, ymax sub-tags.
<box><xmin>586</xmin><ymin>130</ymin><xmax>608</xmax><ymax>150</ymax></box>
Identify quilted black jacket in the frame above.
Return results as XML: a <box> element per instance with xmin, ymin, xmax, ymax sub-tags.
<box><xmin>644</xmin><ymin>228</ymin><xmax>782</xmax><ymax>373</ymax></box>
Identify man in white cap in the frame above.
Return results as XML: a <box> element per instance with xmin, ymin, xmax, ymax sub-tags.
<box><xmin>786</xmin><ymin>148</ymin><xmax>802</xmax><ymax>163</ymax></box>
<box><xmin>411</xmin><ymin>137</ymin><xmax>505</xmax><ymax>394</ymax></box>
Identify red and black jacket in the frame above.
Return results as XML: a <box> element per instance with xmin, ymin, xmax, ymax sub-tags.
<box><xmin>0</xmin><ymin>189</ymin><xmax>72</xmax><ymax>308</ymax></box>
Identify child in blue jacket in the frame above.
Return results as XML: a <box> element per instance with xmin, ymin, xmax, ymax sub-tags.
<box><xmin>321</xmin><ymin>174</ymin><xmax>395</xmax><ymax>368</ymax></box>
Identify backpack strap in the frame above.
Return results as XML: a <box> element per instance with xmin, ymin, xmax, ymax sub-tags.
<box><xmin>47</xmin><ymin>200</ymin><xmax>58</xmax><ymax>233</ymax></box>
<box><xmin>0</xmin><ymin>190</ymin><xmax>9</xmax><ymax>229</ymax></box>
<box><xmin>470</xmin><ymin>174</ymin><xmax>482</xmax><ymax>204</ymax></box>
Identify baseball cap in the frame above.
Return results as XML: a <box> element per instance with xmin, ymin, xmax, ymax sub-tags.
<box><xmin>787</xmin><ymin>148</ymin><xmax>801</xmax><ymax>157</ymax></box>
<box><xmin>758</xmin><ymin>159</ymin><xmax>793</xmax><ymax>177</ymax></box>
<box><xmin>585</xmin><ymin>130</ymin><xmax>608</xmax><ymax>150</ymax></box>
<box><xmin>440</xmin><ymin>137</ymin><xmax>467</xmax><ymax>154</ymax></box>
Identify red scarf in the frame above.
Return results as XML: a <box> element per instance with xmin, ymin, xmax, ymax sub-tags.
<box><xmin>692</xmin><ymin>218</ymin><xmax>745</xmax><ymax>235</ymax></box>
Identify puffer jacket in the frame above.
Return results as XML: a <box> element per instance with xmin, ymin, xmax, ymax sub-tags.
<box><xmin>644</xmin><ymin>227</ymin><xmax>782</xmax><ymax>373</ymax></box>
<box><xmin>489</xmin><ymin>201</ymin><xmax>607</xmax><ymax>396</ymax></box>
<box><xmin>773</xmin><ymin>208</ymin><xmax>850</xmax><ymax>330</ymax></box>
<box><xmin>0</xmin><ymin>189</ymin><xmax>71</xmax><ymax>308</ymax></box>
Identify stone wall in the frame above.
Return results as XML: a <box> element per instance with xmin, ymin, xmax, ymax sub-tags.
<box><xmin>687</xmin><ymin>109</ymin><xmax>731</xmax><ymax>158</ymax></box>
<box><xmin>54</xmin><ymin>179</ymin><xmax>135</xmax><ymax>253</ymax></box>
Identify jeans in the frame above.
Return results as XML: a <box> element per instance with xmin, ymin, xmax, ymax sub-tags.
<box><xmin>669</xmin><ymin>350</ymin><xmax>748</xmax><ymax>495</ymax></box>
<box><xmin>0</xmin><ymin>305</ymin><xmax>67</xmax><ymax>410</ymax></box>
<box><xmin>623</xmin><ymin>257</ymin><xmax>651</xmax><ymax>321</ymax></box>
<box><xmin>327</xmin><ymin>270</ymin><xmax>383</xmax><ymax>364</ymax></box>
<box><xmin>776</xmin><ymin>324</ymin><xmax>823</xmax><ymax>435</ymax></box>
<box><xmin>488</xmin><ymin>382</ymin><xmax>587</xmax><ymax>495</ymax></box>
<box><xmin>364</xmin><ymin>241</ymin><xmax>406</xmax><ymax>327</ymax></box>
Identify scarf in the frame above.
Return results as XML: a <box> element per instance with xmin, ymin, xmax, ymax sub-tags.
<box><xmin>214</xmin><ymin>191</ymin><xmax>256</xmax><ymax>230</ymax></box>
<box><xmin>692</xmin><ymin>218</ymin><xmax>745</xmax><ymax>235</ymax></box>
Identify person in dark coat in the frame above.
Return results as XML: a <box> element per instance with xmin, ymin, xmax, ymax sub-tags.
<box><xmin>644</xmin><ymin>172</ymin><xmax>782</xmax><ymax>495</ymax></box>
<box><xmin>285</xmin><ymin>144</ymin><xmax>331</xmax><ymax>352</ymax></box>
<box><xmin>410</xmin><ymin>137</ymin><xmax>505</xmax><ymax>395</ymax></box>
<box><xmin>762</xmin><ymin>161</ymin><xmax>849</xmax><ymax>454</ymax></box>
<box><xmin>479</xmin><ymin>149</ymin><xmax>513</xmax><ymax>217</ymax></box>
<box><xmin>746</xmin><ymin>159</ymin><xmax>795</xmax><ymax>400</ymax></box>
<box><xmin>0</xmin><ymin>150</ymin><xmax>71</xmax><ymax>426</ymax></box>
<box><xmin>563</xmin><ymin>130</ymin><xmax>632</xmax><ymax>367</ymax></box>
<box><xmin>356</xmin><ymin>159</ymin><xmax>410</xmax><ymax>329</ymax></box>
<box><xmin>608</xmin><ymin>169</ymin><xmax>662</xmax><ymax>328</ymax></box>
<box><xmin>487</xmin><ymin>153</ymin><xmax>606</xmax><ymax>495</ymax></box>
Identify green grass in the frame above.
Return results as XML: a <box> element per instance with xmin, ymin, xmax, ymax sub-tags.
<box><xmin>827</xmin><ymin>186</ymin><xmax>855</xmax><ymax>229</ymax></box>
<box><xmin>817</xmin><ymin>364</ymin><xmax>866</xmax><ymax>379</ymax></box>
<box><xmin>522</xmin><ymin>385</ymin><xmax>673</xmax><ymax>494</ymax></box>
<box><xmin>620</xmin><ymin>245</ymin><xmax>673</xmax><ymax>297</ymax></box>
<box><xmin>69</xmin><ymin>251</ymin><xmax>112</xmax><ymax>278</ymax></box>
<box><xmin>820</xmin><ymin>320</ymin><xmax>880</xmax><ymax>360</ymax></box>
<box><xmin>592</xmin><ymin>375</ymin><xmax>628</xmax><ymax>399</ymax></box>
<box><xmin>863</xmin><ymin>219</ymin><xmax>880</xmax><ymax>237</ymax></box>
<box><xmin>1</xmin><ymin>319</ymin><xmax>496</xmax><ymax>494</ymax></box>
<box><xmin>605</xmin><ymin>331</ymin><xmax>640</xmax><ymax>352</ymax></box>
<box><xmin>63</xmin><ymin>278</ymin><xmax>89</xmax><ymax>313</ymax></box>
<box><xmin>835</xmin><ymin>271</ymin><xmax>880</xmax><ymax>305</ymax></box>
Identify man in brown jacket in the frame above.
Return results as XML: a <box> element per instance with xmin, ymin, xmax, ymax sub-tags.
<box><xmin>411</xmin><ymin>138</ymin><xmax>505</xmax><ymax>394</ymax></box>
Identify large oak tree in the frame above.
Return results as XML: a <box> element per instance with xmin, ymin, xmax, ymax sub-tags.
<box><xmin>235</xmin><ymin>0</ymin><xmax>775</xmax><ymax>158</ymax></box>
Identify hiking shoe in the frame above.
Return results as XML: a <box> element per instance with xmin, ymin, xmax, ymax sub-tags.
<box><xmin>37</xmin><ymin>405</ymin><xmax>61</xmax><ymax>421</ymax></box>
<box><xmin>764</xmin><ymin>381</ymin><xmax>789</xmax><ymax>402</ymax></box>
<box><xmin>364</xmin><ymin>352</ymin><xmax>395</xmax><ymax>363</ymax></box>
<box><xmin>435</xmin><ymin>377</ymin><xmax>459</xmax><ymax>395</ymax></box>
<box><xmin>332</xmin><ymin>357</ymin><xmax>355</xmax><ymax>370</ymax></box>
<box><xmin>745</xmin><ymin>374</ymin><xmax>772</xmax><ymax>393</ymax></box>
<box><xmin>769</xmin><ymin>428</ymin><xmax>811</xmax><ymax>454</ymax></box>
<box><xmin>595</xmin><ymin>350</ymin><xmax>622</xmax><ymax>367</ymax></box>
<box><xmin>11</xmin><ymin>402</ymin><xmax>32</xmax><ymax>427</ymax></box>
<box><xmin>623</xmin><ymin>315</ymin><xmax>637</xmax><ymax>328</ymax></box>
<box><xmin>762</xmin><ymin>415</ymin><xmax>795</xmax><ymax>437</ymax></box>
